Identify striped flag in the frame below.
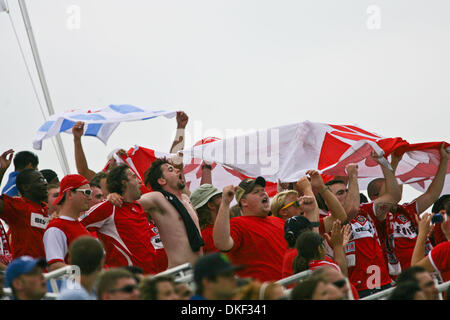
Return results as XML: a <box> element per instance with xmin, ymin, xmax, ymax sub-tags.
<box><xmin>33</xmin><ymin>104</ymin><xmax>177</xmax><ymax>150</ymax></box>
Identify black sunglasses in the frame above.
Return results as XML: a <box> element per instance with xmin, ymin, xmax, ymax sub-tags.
<box><xmin>109</xmin><ymin>284</ymin><xmax>138</xmax><ymax>294</ymax></box>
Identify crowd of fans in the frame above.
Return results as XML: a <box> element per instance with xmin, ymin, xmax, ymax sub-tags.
<box><xmin>0</xmin><ymin>112</ymin><xmax>449</xmax><ymax>301</ymax></box>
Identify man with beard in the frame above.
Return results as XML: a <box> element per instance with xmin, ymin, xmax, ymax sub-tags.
<box><xmin>0</xmin><ymin>167</ymin><xmax>49</xmax><ymax>259</ymax></box>
<box><xmin>43</xmin><ymin>174</ymin><xmax>92</xmax><ymax>271</ymax></box>
<box><xmin>81</xmin><ymin>165</ymin><xmax>162</xmax><ymax>274</ymax></box>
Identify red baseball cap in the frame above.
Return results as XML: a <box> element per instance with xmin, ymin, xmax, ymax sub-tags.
<box><xmin>53</xmin><ymin>174</ymin><xmax>89</xmax><ymax>205</ymax></box>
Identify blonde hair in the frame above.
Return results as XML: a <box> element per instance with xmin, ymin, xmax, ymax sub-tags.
<box><xmin>270</xmin><ymin>190</ymin><xmax>298</xmax><ymax>218</ymax></box>
<box><xmin>234</xmin><ymin>281</ymin><xmax>284</xmax><ymax>300</ymax></box>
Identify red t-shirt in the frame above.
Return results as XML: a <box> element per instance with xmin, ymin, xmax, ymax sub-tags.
<box><xmin>43</xmin><ymin>216</ymin><xmax>91</xmax><ymax>265</ymax></box>
<box><xmin>81</xmin><ymin>201</ymin><xmax>159</xmax><ymax>274</ymax></box>
<box><xmin>428</xmin><ymin>240</ymin><xmax>450</xmax><ymax>282</ymax></box>
<box><xmin>345</xmin><ymin>203</ymin><xmax>391</xmax><ymax>292</ymax></box>
<box><xmin>225</xmin><ymin>215</ymin><xmax>288</xmax><ymax>282</ymax></box>
<box><xmin>0</xmin><ymin>194</ymin><xmax>49</xmax><ymax>259</ymax></box>
<box><xmin>281</xmin><ymin>247</ymin><xmax>297</xmax><ymax>279</ymax></box>
<box><xmin>201</xmin><ymin>224</ymin><xmax>219</xmax><ymax>255</ymax></box>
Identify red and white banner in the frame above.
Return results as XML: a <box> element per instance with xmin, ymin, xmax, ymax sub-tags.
<box><xmin>180</xmin><ymin>121</ymin><xmax>450</xmax><ymax>195</ymax></box>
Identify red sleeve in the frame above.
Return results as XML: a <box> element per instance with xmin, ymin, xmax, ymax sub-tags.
<box><xmin>429</xmin><ymin>241</ymin><xmax>450</xmax><ymax>274</ymax></box>
<box><xmin>0</xmin><ymin>194</ymin><xmax>24</xmax><ymax>225</ymax></box>
<box><xmin>228</xmin><ymin>219</ymin><xmax>244</xmax><ymax>252</ymax></box>
<box><xmin>80</xmin><ymin>201</ymin><xmax>114</xmax><ymax>231</ymax></box>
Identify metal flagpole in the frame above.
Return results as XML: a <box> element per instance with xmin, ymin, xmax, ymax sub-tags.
<box><xmin>17</xmin><ymin>0</ymin><xmax>71</xmax><ymax>175</ymax></box>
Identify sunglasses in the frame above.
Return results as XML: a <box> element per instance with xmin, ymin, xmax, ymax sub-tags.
<box><xmin>333</xmin><ymin>279</ymin><xmax>347</xmax><ymax>288</ymax></box>
<box><xmin>74</xmin><ymin>189</ymin><xmax>92</xmax><ymax>196</ymax></box>
<box><xmin>108</xmin><ymin>284</ymin><xmax>138</xmax><ymax>294</ymax></box>
<box><xmin>281</xmin><ymin>200</ymin><xmax>300</xmax><ymax>210</ymax></box>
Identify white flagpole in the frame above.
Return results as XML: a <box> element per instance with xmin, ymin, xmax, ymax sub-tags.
<box><xmin>17</xmin><ymin>0</ymin><xmax>71</xmax><ymax>175</ymax></box>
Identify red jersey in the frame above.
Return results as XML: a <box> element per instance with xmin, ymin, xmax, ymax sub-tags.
<box><xmin>344</xmin><ymin>203</ymin><xmax>391</xmax><ymax>292</ymax></box>
<box><xmin>81</xmin><ymin>201</ymin><xmax>159</xmax><ymax>274</ymax></box>
<box><xmin>43</xmin><ymin>216</ymin><xmax>91</xmax><ymax>265</ymax></box>
<box><xmin>428</xmin><ymin>240</ymin><xmax>450</xmax><ymax>282</ymax></box>
<box><xmin>201</xmin><ymin>224</ymin><xmax>219</xmax><ymax>255</ymax></box>
<box><xmin>0</xmin><ymin>194</ymin><xmax>49</xmax><ymax>259</ymax></box>
<box><xmin>225</xmin><ymin>215</ymin><xmax>288</xmax><ymax>282</ymax></box>
<box><xmin>309</xmin><ymin>257</ymin><xmax>341</xmax><ymax>273</ymax></box>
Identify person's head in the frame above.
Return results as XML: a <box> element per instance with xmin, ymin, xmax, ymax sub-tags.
<box><xmin>145</xmin><ymin>158</ymin><xmax>185</xmax><ymax>193</ymax></box>
<box><xmin>193</xmin><ymin>252</ymin><xmax>244</xmax><ymax>300</ymax></box>
<box><xmin>174</xmin><ymin>282</ymin><xmax>193</xmax><ymax>300</ymax></box>
<box><xmin>389</xmin><ymin>281</ymin><xmax>426</xmax><ymax>300</ymax></box>
<box><xmin>40</xmin><ymin>169</ymin><xmax>59</xmax><ymax>184</ymax></box>
<box><xmin>284</xmin><ymin>215</ymin><xmax>320</xmax><ymax>248</ymax></box>
<box><xmin>107</xmin><ymin>165</ymin><xmax>142</xmax><ymax>200</ymax></box>
<box><xmin>88</xmin><ymin>185</ymin><xmax>105</xmax><ymax>208</ymax></box>
<box><xmin>432</xmin><ymin>194</ymin><xmax>450</xmax><ymax>215</ymax></box>
<box><xmin>190</xmin><ymin>184</ymin><xmax>222</xmax><ymax>228</ymax></box>
<box><xmin>290</xmin><ymin>275</ymin><xmax>344</xmax><ymax>300</ymax></box>
<box><xmin>122</xmin><ymin>266</ymin><xmax>145</xmax><ymax>284</ymax></box>
<box><xmin>325</xmin><ymin>179</ymin><xmax>348</xmax><ymax>206</ymax></box>
<box><xmin>271</xmin><ymin>190</ymin><xmax>301</xmax><ymax>220</ymax></box>
<box><xmin>293</xmin><ymin>231</ymin><xmax>326</xmax><ymax>274</ymax></box>
<box><xmin>315</xmin><ymin>266</ymin><xmax>351</xmax><ymax>299</ymax></box>
<box><xmin>90</xmin><ymin>172</ymin><xmax>108</xmax><ymax>197</ymax></box>
<box><xmin>230</xmin><ymin>204</ymin><xmax>242</xmax><ymax>217</ymax></box>
<box><xmin>367</xmin><ymin>178</ymin><xmax>386</xmax><ymax>201</ymax></box>
<box><xmin>139</xmin><ymin>275</ymin><xmax>179</xmax><ymax>300</ymax></box>
<box><xmin>96</xmin><ymin>268</ymin><xmax>140</xmax><ymax>300</ymax></box>
<box><xmin>13</xmin><ymin>151</ymin><xmax>39</xmax><ymax>171</ymax></box>
<box><xmin>396</xmin><ymin>266</ymin><xmax>439</xmax><ymax>300</ymax></box>
<box><xmin>16</xmin><ymin>169</ymin><xmax>48</xmax><ymax>202</ymax></box>
<box><xmin>235</xmin><ymin>177</ymin><xmax>269</xmax><ymax>217</ymax></box>
<box><xmin>52</xmin><ymin>174</ymin><xmax>92</xmax><ymax>214</ymax></box>
<box><xmin>5</xmin><ymin>256</ymin><xmax>47</xmax><ymax>300</ymax></box>
<box><xmin>234</xmin><ymin>280</ymin><xmax>286</xmax><ymax>300</ymax></box>
<box><xmin>46</xmin><ymin>183</ymin><xmax>60</xmax><ymax>217</ymax></box>
<box><xmin>69</xmin><ymin>236</ymin><xmax>105</xmax><ymax>276</ymax></box>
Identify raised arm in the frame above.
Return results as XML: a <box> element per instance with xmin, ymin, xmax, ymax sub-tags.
<box><xmin>0</xmin><ymin>149</ymin><xmax>14</xmax><ymax>215</ymax></box>
<box><xmin>372</xmin><ymin>151</ymin><xmax>402</xmax><ymax>221</ymax></box>
<box><xmin>343</xmin><ymin>164</ymin><xmax>361</xmax><ymax>221</ymax></box>
<box><xmin>213</xmin><ymin>185</ymin><xmax>235</xmax><ymax>251</ymax></box>
<box><xmin>411</xmin><ymin>213</ymin><xmax>436</xmax><ymax>272</ymax></box>
<box><xmin>324</xmin><ymin>220</ymin><xmax>350</xmax><ymax>277</ymax></box>
<box><xmin>414</xmin><ymin>144</ymin><xmax>449</xmax><ymax>214</ymax></box>
<box><xmin>294</xmin><ymin>176</ymin><xmax>319</xmax><ymax>225</ymax></box>
<box><xmin>72</xmin><ymin>121</ymin><xmax>96</xmax><ymax>181</ymax></box>
<box><xmin>307</xmin><ymin>169</ymin><xmax>347</xmax><ymax>233</ymax></box>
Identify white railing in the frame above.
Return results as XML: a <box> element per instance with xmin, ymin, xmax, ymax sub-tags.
<box><xmin>275</xmin><ymin>270</ymin><xmax>312</xmax><ymax>287</ymax></box>
<box><xmin>361</xmin><ymin>280</ymin><xmax>450</xmax><ymax>300</ymax></box>
<box><xmin>153</xmin><ymin>263</ymin><xmax>192</xmax><ymax>279</ymax></box>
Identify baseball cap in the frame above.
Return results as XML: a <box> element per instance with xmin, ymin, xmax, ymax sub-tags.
<box><xmin>190</xmin><ymin>184</ymin><xmax>222</xmax><ymax>210</ymax></box>
<box><xmin>52</xmin><ymin>174</ymin><xmax>89</xmax><ymax>205</ymax></box>
<box><xmin>284</xmin><ymin>215</ymin><xmax>320</xmax><ymax>243</ymax></box>
<box><xmin>235</xmin><ymin>177</ymin><xmax>266</xmax><ymax>203</ymax></box>
<box><xmin>4</xmin><ymin>256</ymin><xmax>47</xmax><ymax>288</ymax></box>
<box><xmin>432</xmin><ymin>194</ymin><xmax>450</xmax><ymax>214</ymax></box>
<box><xmin>193</xmin><ymin>253</ymin><xmax>244</xmax><ymax>284</ymax></box>
<box><xmin>40</xmin><ymin>169</ymin><xmax>59</xmax><ymax>184</ymax></box>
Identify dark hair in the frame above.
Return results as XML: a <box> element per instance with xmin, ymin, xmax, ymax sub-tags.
<box><xmin>367</xmin><ymin>178</ymin><xmax>385</xmax><ymax>199</ymax></box>
<box><xmin>360</xmin><ymin>193</ymin><xmax>369</xmax><ymax>204</ymax></box>
<box><xmin>195</xmin><ymin>274</ymin><xmax>218</xmax><ymax>295</ymax></box>
<box><xmin>122</xmin><ymin>266</ymin><xmax>144</xmax><ymax>284</ymax></box>
<box><xmin>396</xmin><ymin>266</ymin><xmax>427</xmax><ymax>285</ymax></box>
<box><xmin>144</xmin><ymin>158</ymin><xmax>170</xmax><ymax>191</ymax></box>
<box><xmin>69</xmin><ymin>236</ymin><xmax>105</xmax><ymax>275</ymax></box>
<box><xmin>90</xmin><ymin>172</ymin><xmax>108</xmax><ymax>188</ymax></box>
<box><xmin>13</xmin><ymin>151</ymin><xmax>39</xmax><ymax>171</ymax></box>
<box><xmin>290</xmin><ymin>276</ymin><xmax>325</xmax><ymax>300</ymax></box>
<box><xmin>96</xmin><ymin>268</ymin><xmax>136</xmax><ymax>300</ymax></box>
<box><xmin>15</xmin><ymin>168</ymin><xmax>38</xmax><ymax>196</ymax></box>
<box><xmin>139</xmin><ymin>275</ymin><xmax>175</xmax><ymax>300</ymax></box>
<box><xmin>293</xmin><ymin>231</ymin><xmax>324</xmax><ymax>274</ymax></box>
<box><xmin>325</xmin><ymin>179</ymin><xmax>346</xmax><ymax>187</ymax></box>
<box><xmin>388</xmin><ymin>281</ymin><xmax>423</xmax><ymax>300</ymax></box>
<box><xmin>106</xmin><ymin>165</ymin><xmax>129</xmax><ymax>195</ymax></box>
<box><xmin>40</xmin><ymin>169</ymin><xmax>58</xmax><ymax>184</ymax></box>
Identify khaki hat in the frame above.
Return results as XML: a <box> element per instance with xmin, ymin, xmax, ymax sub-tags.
<box><xmin>235</xmin><ymin>177</ymin><xmax>266</xmax><ymax>203</ymax></box>
<box><xmin>190</xmin><ymin>184</ymin><xmax>222</xmax><ymax>210</ymax></box>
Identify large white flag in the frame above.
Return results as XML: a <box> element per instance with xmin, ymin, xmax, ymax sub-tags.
<box><xmin>33</xmin><ymin>104</ymin><xmax>177</xmax><ymax>150</ymax></box>
<box><xmin>180</xmin><ymin>121</ymin><xmax>450</xmax><ymax>194</ymax></box>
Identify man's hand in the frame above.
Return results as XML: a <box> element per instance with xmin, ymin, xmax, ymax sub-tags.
<box><xmin>298</xmin><ymin>195</ymin><xmax>316</xmax><ymax>213</ymax></box>
<box><xmin>277</xmin><ymin>179</ymin><xmax>290</xmax><ymax>193</ymax></box>
<box><xmin>294</xmin><ymin>176</ymin><xmax>312</xmax><ymax>195</ymax></box>
<box><xmin>306</xmin><ymin>170</ymin><xmax>325</xmax><ymax>193</ymax></box>
<box><xmin>107</xmin><ymin>193</ymin><xmax>124</xmax><ymax>208</ymax></box>
<box><xmin>72</xmin><ymin>121</ymin><xmax>85</xmax><ymax>139</ymax></box>
<box><xmin>176</xmin><ymin>111</ymin><xmax>189</xmax><ymax>129</ymax></box>
<box><xmin>415</xmin><ymin>213</ymin><xmax>433</xmax><ymax>237</ymax></box>
<box><xmin>325</xmin><ymin>220</ymin><xmax>344</xmax><ymax>249</ymax></box>
<box><xmin>221</xmin><ymin>185</ymin><xmax>236</xmax><ymax>206</ymax></box>
<box><xmin>439</xmin><ymin>142</ymin><xmax>449</xmax><ymax>163</ymax></box>
<box><xmin>345</xmin><ymin>164</ymin><xmax>358</xmax><ymax>178</ymax></box>
<box><xmin>0</xmin><ymin>149</ymin><xmax>14</xmax><ymax>171</ymax></box>
<box><xmin>341</xmin><ymin>223</ymin><xmax>352</xmax><ymax>247</ymax></box>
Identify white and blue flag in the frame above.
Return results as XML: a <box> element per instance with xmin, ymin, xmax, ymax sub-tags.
<box><xmin>33</xmin><ymin>104</ymin><xmax>177</xmax><ymax>150</ymax></box>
